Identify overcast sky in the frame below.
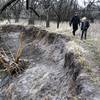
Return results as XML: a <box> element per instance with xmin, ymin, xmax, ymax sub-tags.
<box><xmin>78</xmin><ymin>0</ymin><xmax>98</xmax><ymax>7</ymax></box>
<box><xmin>78</xmin><ymin>0</ymin><xmax>85</xmax><ymax>7</ymax></box>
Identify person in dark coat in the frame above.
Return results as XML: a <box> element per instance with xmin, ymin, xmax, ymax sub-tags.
<box><xmin>81</xmin><ymin>17</ymin><xmax>90</xmax><ymax>40</ymax></box>
<box><xmin>70</xmin><ymin>12</ymin><xmax>80</xmax><ymax>36</ymax></box>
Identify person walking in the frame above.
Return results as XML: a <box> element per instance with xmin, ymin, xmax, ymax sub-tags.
<box><xmin>70</xmin><ymin>12</ymin><xmax>80</xmax><ymax>36</ymax></box>
<box><xmin>80</xmin><ymin>17</ymin><xmax>90</xmax><ymax>40</ymax></box>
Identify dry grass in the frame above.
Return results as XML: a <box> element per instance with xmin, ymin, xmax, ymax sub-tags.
<box><xmin>15</xmin><ymin>32</ymin><xmax>24</xmax><ymax>63</ymax></box>
<box><xmin>0</xmin><ymin>49</ymin><xmax>23</xmax><ymax>75</ymax></box>
<box><xmin>0</xmin><ymin>32</ymin><xmax>26</xmax><ymax>76</ymax></box>
<box><xmin>44</xmin><ymin>96</ymin><xmax>49</xmax><ymax>100</ymax></box>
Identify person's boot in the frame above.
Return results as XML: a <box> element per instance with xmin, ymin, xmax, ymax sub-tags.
<box><xmin>84</xmin><ymin>31</ymin><xmax>87</xmax><ymax>40</ymax></box>
<box><xmin>81</xmin><ymin>36</ymin><xmax>83</xmax><ymax>40</ymax></box>
<box><xmin>73</xmin><ymin>31</ymin><xmax>75</xmax><ymax>36</ymax></box>
<box><xmin>81</xmin><ymin>31</ymin><xmax>84</xmax><ymax>40</ymax></box>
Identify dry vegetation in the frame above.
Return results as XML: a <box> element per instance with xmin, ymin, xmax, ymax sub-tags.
<box><xmin>0</xmin><ymin>22</ymin><xmax>99</xmax><ymax>100</ymax></box>
<box><xmin>0</xmin><ymin>32</ymin><xmax>27</xmax><ymax>76</ymax></box>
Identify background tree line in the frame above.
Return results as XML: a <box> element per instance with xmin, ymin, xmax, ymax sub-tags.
<box><xmin>0</xmin><ymin>0</ymin><xmax>100</xmax><ymax>28</ymax></box>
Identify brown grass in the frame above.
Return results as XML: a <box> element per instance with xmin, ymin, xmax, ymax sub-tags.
<box><xmin>0</xmin><ymin>32</ymin><xmax>26</xmax><ymax>76</ymax></box>
<box><xmin>15</xmin><ymin>32</ymin><xmax>24</xmax><ymax>63</ymax></box>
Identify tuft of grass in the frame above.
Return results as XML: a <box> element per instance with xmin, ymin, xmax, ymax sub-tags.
<box><xmin>0</xmin><ymin>50</ymin><xmax>24</xmax><ymax>75</ymax></box>
<box><xmin>78</xmin><ymin>56</ymin><xmax>85</xmax><ymax>65</ymax></box>
<box><xmin>84</xmin><ymin>65</ymin><xmax>92</xmax><ymax>72</ymax></box>
<box><xmin>0</xmin><ymin>32</ymin><xmax>27</xmax><ymax>76</ymax></box>
<box><xmin>72</xmin><ymin>96</ymin><xmax>78</xmax><ymax>100</ymax></box>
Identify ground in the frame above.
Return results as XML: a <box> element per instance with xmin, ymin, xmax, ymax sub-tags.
<box><xmin>0</xmin><ymin>20</ymin><xmax>100</xmax><ymax>100</ymax></box>
<box><xmin>40</xmin><ymin>20</ymin><xmax>100</xmax><ymax>99</ymax></box>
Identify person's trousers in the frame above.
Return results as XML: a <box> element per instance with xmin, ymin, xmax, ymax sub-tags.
<box><xmin>73</xmin><ymin>26</ymin><xmax>78</xmax><ymax>36</ymax></box>
<box><xmin>81</xmin><ymin>30</ymin><xmax>87</xmax><ymax>40</ymax></box>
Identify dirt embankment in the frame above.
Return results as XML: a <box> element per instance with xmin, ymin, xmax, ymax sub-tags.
<box><xmin>0</xmin><ymin>25</ymin><xmax>98</xmax><ymax>100</ymax></box>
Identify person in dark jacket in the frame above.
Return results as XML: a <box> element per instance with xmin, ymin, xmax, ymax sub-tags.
<box><xmin>81</xmin><ymin>17</ymin><xmax>90</xmax><ymax>40</ymax></box>
<box><xmin>70</xmin><ymin>12</ymin><xmax>80</xmax><ymax>36</ymax></box>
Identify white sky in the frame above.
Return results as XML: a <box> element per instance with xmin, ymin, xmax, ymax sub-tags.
<box><xmin>78</xmin><ymin>0</ymin><xmax>86</xmax><ymax>7</ymax></box>
<box><xmin>78</xmin><ymin>0</ymin><xmax>98</xmax><ymax>7</ymax></box>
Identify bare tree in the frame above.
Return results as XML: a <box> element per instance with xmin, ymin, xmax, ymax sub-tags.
<box><xmin>10</xmin><ymin>0</ymin><xmax>23</xmax><ymax>22</ymax></box>
<box><xmin>28</xmin><ymin>0</ymin><xmax>40</xmax><ymax>24</ymax></box>
<box><xmin>81</xmin><ymin>0</ymin><xmax>100</xmax><ymax>21</ymax></box>
<box><xmin>41</xmin><ymin>0</ymin><xmax>52</xmax><ymax>27</ymax></box>
<box><xmin>51</xmin><ymin>0</ymin><xmax>79</xmax><ymax>28</ymax></box>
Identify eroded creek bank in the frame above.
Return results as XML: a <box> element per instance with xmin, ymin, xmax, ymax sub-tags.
<box><xmin>0</xmin><ymin>25</ymin><xmax>97</xmax><ymax>100</ymax></box>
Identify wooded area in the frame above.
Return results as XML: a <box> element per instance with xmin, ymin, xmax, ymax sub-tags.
<box><xmin>0</xmin><ymin>0</ymin><xmax>100</xmax><ymax>28</ymax></box>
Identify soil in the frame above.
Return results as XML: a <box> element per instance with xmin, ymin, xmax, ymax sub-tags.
<box><xmin>0</xmin><ymin>24</ymin><xmax>100</xmax><ymax>100</ymax></box>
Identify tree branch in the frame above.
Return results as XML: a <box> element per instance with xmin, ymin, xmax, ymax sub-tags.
<box><xmin>0</xmin><ymin>0</ymin><xmax>18</xmax><ymax>14</ymax></box>
<box><xmin>29</xmin><ymin>7</ymin><xmax>40</xmax><ymax>17</ymax></box>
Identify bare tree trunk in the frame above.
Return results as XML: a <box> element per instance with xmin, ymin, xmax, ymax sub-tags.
<box><xmin>28</xmin><ymin>17</ymin><xmax>34</xmax><ymax>24</ymax></box>
<box><xmin>26</xmin><ymin>0</ymin><xmax>29</xmax><ymax>10</ymax></box>
<box><xmin>0</xmin><ymin>0</ymin><xmax>17</xmax><ymax>13</ymax></box>
<box><xmin>57</xmin><ymin>18</ymin><xmax>60</xmax><ymax>28</ymax></box>
<box><xmin>15</xmin><ymin>18</ymin><xmax>18</xmax><ymax>23</ymax></box>
<box><xmin>46</xmin><ymin>9</ymin><xmax>50</xmax><ymax>27</ymax></box>
<box><xmin>28</xmin><ymin>10</ymin><xmax>34</xmax><ymax>25</ymax></box>
<box><xmin>66</xmin><ymin>0</ymin><xmax>74</xmax><ymax>21</ymax></box>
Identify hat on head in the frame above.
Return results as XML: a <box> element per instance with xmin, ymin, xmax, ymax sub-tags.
<box><xmin>82</xmin><ymin>17</ymin><xmax>87</xmax><ymax>21</ymax></box>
